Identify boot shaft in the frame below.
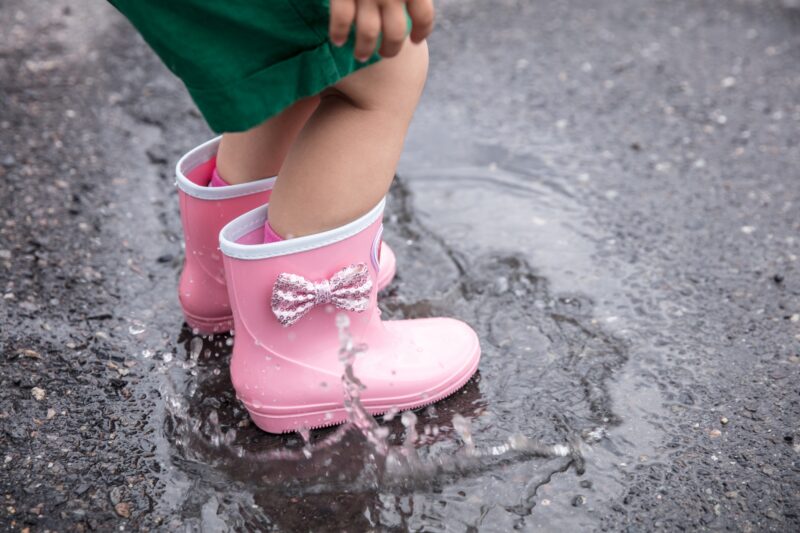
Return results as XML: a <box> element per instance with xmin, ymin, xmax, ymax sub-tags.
<box><xmin>175</xmin><ymin>137</ymin><xmax>275</xmax><ymax>330</ymax></box>
<box><xmin>176</xmin><ymin>137</ymin><xmax>275</xmax><ymax>267</ymax></box>
<box><xmin>220</xmin><ymin>199</ymin><xmax>385</xmax><ymax>356</ymax></box>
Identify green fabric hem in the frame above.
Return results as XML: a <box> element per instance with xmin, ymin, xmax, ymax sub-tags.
<box><xmin>186</xmin><ymin>39</ymin><xmax>382</xmax><ymax>133</ymax></box>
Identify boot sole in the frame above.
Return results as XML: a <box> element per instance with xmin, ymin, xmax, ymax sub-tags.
<box><xmin>183</xmin><ymin>310</ymin><xmax>234</xmax><ymax>335</ymax></box>
<box><xmin>243</xmin><ymin>344</ymin><xmax>480</xmax><ymax>434</ymax></box>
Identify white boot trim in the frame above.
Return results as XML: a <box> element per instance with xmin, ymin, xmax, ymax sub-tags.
<box><xmin>220</xmin><ymin>198</ymin><xmax>386</xmax><ymax>260</ymax></box>
<box><xmin>175</xmin><ymin>136</ymin><xmax>276</xmax><ymax>200</ymax></box>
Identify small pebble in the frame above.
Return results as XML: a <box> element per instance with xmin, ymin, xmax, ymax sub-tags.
<box><xmin>115</xmin><ymin>502</ymin><xmax>131</xmax><ymax>518</ymax></box>
<box><xmin>19</xmin><ymin>349</ymin><xmax>40</xmax><ymax>359</ymax></box>
<box><xmin>709</xmin><ymin>429</ymin><xmax>722</xmax><ymax>438</ymax></box>
<box><xmin>31</xmin><ymin>387</ymin><xmax>45</xmax><ymax>401</ymax></box>
<box><xmin>720</xmin><ymin>417</ymin><xmax>729</xmax><ymax>425</ymax></box>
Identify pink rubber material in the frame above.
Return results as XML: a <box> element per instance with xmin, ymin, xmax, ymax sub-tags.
<box><xmin>220</xmin><ymin>202</ymin><xmax>481</xmax><ymax>434</ymax></box>
<box><xmin>376</xmin><ymin>240</ymin><xmax>396</xmax><ymax>291</ymax></box>
<box><xmin>209</xmin><ymin>167</ymin><xmax>229</xmax><ymax>188</ymax></box>
<box><xmin>176</xmin><ymin>139</ymin><xmax>397</xmax><ymax>335</ymax></box>
<box><xmin>178</xmin><ymin>157</ymin><xmax>271</xmax><ymax>334</ymax></box>
<box><xmin>262</xmin><ymin>221</ymin><xmax>283</xmax><ymax>244</ymax></box>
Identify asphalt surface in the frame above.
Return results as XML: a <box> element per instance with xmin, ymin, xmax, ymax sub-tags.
<box><xmin>1</xmin><ymin>0</ymin><xmax>799</xmax><ymax>531</ymax></box>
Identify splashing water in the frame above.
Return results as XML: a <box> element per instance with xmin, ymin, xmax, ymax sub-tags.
<box><xmin>336</xmin><ymin>313</ymin><xmax>390</xmax><ymax>458</ymax></box>
<box><xmin>163</xmin><ymin>313</ymin><xmax>585</xmax><ymax>493</ymax></box>
<box><xmin>189</xmin><ymin>337</ymin><xmax>203</xmax><ymax>362</ymax></box>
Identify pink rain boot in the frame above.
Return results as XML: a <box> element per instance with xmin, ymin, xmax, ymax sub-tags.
<box><xmin>219</xmin><ymin>198</ymin><xmax>480</xmax><ymax>433</ymax></box>
<box><xmin>176</xmin><ymin>138</ymin><xmax>397</xmax><ymax>334</ymax></box>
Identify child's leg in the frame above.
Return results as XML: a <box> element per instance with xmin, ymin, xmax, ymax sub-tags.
<box><xmin>215</xmin><ymin>96</ymin><xmax>321</xmax><ymax>184</ymax></box>
<box><xmin>268</xmin><ymin>40</ymin><xmax>429</xmax><ymax>238</ymax></box>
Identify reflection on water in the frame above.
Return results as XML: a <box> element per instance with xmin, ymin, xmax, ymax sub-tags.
<box><xmin>150</xmin><ymin>173</ymin><xmax>629</xmax><ymax>530</ymax></box>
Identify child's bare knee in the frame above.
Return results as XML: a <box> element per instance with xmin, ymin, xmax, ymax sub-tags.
<box><xmin>334</xmin><ymin>40</ymin><xmax>428</xmax><ymax>113</ymax></box>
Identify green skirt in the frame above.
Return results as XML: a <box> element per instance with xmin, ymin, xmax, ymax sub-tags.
<box><xmin>110</xmin><ymin>0</ymin><xmax>384</xmax><ymax>133</ymax></box>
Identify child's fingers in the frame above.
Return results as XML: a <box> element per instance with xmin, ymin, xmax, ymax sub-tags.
<box><xmin>378</xmin><ymin>2</ymin><xmax>408</xmax><ymax>58</ymax></box>
<box><xmin>330</xmin><ymin>0</ymin><xmax>356</xmax><ymax>46</ymax></box>
<box><xmin>406</xmin><ymin>0</ymin><xmax>435</xmax><ymax>43</ymax></box>
<box><xmin>354</xmin><ymin>1</ymin><xmax>381</xmax><ymax>62</ymax></box>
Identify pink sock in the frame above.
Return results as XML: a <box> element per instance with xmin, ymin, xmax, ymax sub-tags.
<box><xmin>209</xmin><ymin>167</ymin><xmax>229</xmax><ymax>187</ymax></box>
<box><xmin>263</xmin><ymin>221</ymin><xmax>283</xmax><ymax>243</ymax></box>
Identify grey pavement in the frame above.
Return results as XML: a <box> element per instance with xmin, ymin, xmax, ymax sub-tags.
<box><xmin>1</xmin><ymin>0</ymin><xmax>798</xmax><ymax>530</ymax></box>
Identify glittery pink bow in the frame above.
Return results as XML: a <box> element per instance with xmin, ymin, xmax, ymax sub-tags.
<box><xmin>271</xmin><ymin>263</ymin><xmax>373</xmax><ymax>327</ymax></box>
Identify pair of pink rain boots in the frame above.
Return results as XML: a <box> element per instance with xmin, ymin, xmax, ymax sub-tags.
<box><xmin>175</xmin><ymin>137</ymin><xmax>481</xmax><ymax>433</ymax></box>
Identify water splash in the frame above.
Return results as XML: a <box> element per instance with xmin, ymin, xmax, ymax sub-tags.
<box><xmin>163</xmin><ymin>313</ymin><xmax>586</xmax><ymax>493</ymax></box>
<box><xmin>336</xmin><ymin>313</ymin><xmax>390</xmax><ymax>458</ymax></box>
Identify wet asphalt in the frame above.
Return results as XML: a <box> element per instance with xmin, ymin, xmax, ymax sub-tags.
<box><xmin>1</xmin><ymin>0</ymin><xmax>799</xmax><ymax>531</ymax></box>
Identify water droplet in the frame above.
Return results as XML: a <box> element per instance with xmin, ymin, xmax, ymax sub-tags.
<box><xmin>401</xmin><ymin>411</ymin><xmax>417</xmax><ymax>428</ymax></box>
<box><xmin>189</xmin><ymin>337</ymin><xmax>202</xmax><ymax>361</ymax></box>
<box><xmin>335</xmin><ymin>314</ymin><xmax>350</xmax><ymax>329</ymax></box>
<box><xmin>128</xmin><ymin>321</ymin><xmax>146</xmax><ymax>335</ymax></box>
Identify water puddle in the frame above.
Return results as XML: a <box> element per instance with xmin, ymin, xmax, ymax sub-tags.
<box><xmin>128</xmin><ymin>163</ymin><xmax>635</xmax><ymax>529</ymax></box>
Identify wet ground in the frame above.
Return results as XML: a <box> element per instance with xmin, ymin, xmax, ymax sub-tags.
<box><xmin>2</xmin><ymin>0</ymin><xmax>799</xmax><ymax>530</ymax></box>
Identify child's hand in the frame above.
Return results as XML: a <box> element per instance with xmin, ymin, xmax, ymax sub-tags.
<box><xmin>329</xmin><ymin>0</ymin><xmax>434</xmax><ymax>61</ymax></box>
